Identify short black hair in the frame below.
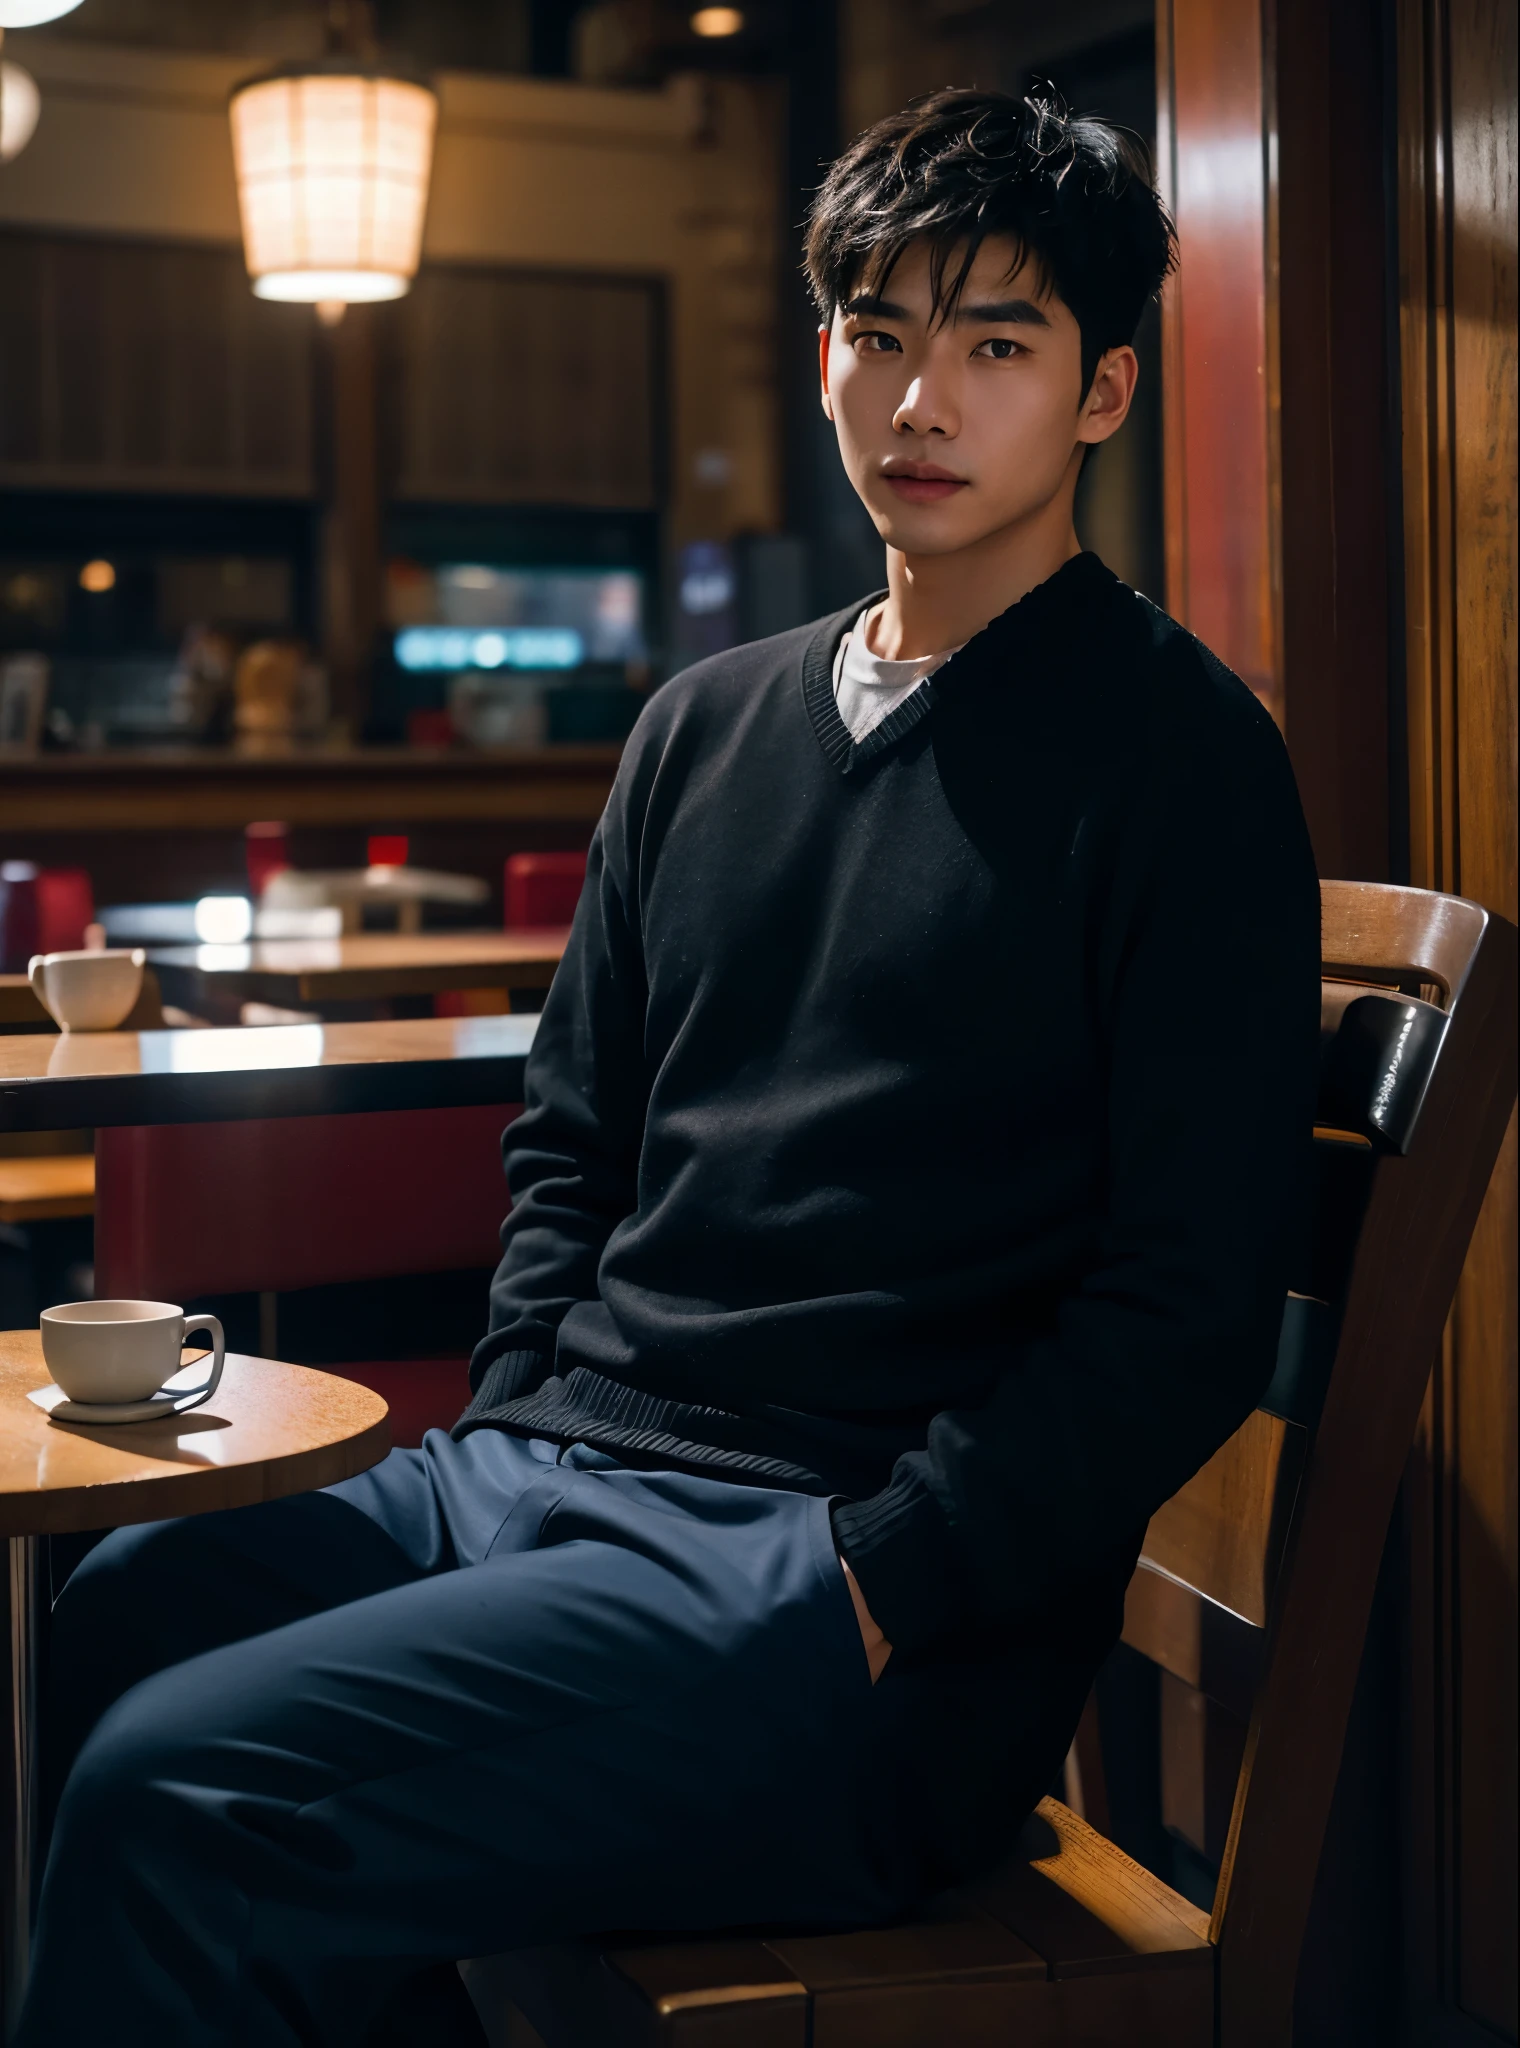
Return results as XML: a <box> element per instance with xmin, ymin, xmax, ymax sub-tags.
<box><xmin>805</xmin><ymin>85</ymin><xmax>1176</xmax><ymax>396</ymax></box>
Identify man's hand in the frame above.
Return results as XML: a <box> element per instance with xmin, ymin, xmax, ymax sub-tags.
<box><xmin>840</xmin><ymin>1557</ymin><xmax>892</xmax><ymax>1683</ymax></box>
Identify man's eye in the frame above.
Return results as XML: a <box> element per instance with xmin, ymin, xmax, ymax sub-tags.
<box><xmin>973</xmin><ymin>337</ymin><xmax>1022</xmax><ymax>359</ymax></box>
<box><xmin>853</xmin><ymin>331</ymin><xmax>902</xmax><ymax>354</ymax></box>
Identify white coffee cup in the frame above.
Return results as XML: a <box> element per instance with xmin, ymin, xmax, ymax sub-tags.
<box><xmin>28</xmin><ymin>949</ymin><xmax>145</xmax><ymax>1032</ymax></box>
<box><xmin>40</xmin><ymin>1300</ymin><xmax>225</xmax><ymax>1409</ymax></box>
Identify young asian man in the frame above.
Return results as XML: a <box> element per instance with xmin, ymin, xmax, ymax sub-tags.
<box><xmin>20</xmin><ymin>87</ymin><xmax>1321</xmax><ymax>2048</ymax></box>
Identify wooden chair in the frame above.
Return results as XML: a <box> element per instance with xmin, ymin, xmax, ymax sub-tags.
<box><xmin>0</xmin><ymin>1155</ymin><xmax>95</xmax><ymax>1226</ymax></box>
<box><xmin>94</xmin><ymin>1103</ymin><xmax>522</xmax><ymax>1447</ymax></box>
<box><xmin>460</xmin><ymin>880</ymin><xmax>1518</xmax><ymax>2048</ymax></box>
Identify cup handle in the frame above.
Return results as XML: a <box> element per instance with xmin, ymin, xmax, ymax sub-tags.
<box><xmin>174</xmin><ymin>1314</ymin><xmax>226</xmax><ymax>1411</ymax></box>
<box><xmin>27</xmin><ymin>956</ymin><xmax>45</xmax><ymax>1001</ymax></box>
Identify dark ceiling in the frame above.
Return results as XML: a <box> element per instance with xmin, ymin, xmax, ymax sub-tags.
<box><xmin>14</xmin><ymin>0</ymin><xmax>1154</xmax><ymax>89</ymax></box>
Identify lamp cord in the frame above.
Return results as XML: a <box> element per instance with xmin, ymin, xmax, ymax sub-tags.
<box><xmin>324</xmin><ymin>0</ymin><xmax>377</xmax><ymax>61</ymax></box>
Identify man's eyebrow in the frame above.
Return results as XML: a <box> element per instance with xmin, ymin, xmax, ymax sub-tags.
<box><xmin>954</xmin><ymin>297</ymin><xmax>1052</xmax><ymax>328</ymax></box>
<box><xmin>840</xmin><ymin>293</ymin><xmax>913</xmax><ymax>319</ymax></box>
<box><xmin>840</xmin><ymin>292</ymin><xmax>1055</xmax><ymax>329</ymax></box>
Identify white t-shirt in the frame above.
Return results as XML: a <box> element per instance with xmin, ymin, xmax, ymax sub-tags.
<box><xmin>831</xmin><ymin>605</ymin><xmax>963</xmax><ymax>742</ymax></box>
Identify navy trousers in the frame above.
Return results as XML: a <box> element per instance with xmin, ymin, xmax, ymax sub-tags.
<box><xmin>20</xmin><ymin>1429</ymin><xmax>1093</xmax><ymax>2047</ymax></box>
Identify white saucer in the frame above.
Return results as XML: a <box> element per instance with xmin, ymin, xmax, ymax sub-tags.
<box><xmin>27</xmin><ymin>1382</ymin><xmax>213</xmax><ymax>1426</ymax></box>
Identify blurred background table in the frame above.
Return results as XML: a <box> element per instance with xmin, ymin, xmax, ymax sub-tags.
<box><xmin>0</xmin><ymin>752</ymin><xmax>615</xmax><ymax>927</ymax></box>
<box><xmin>0</xmin><ymin>980</ymin><xmax>45</xmax><ymax>1032</ymax></box>
<box><xmin>0</xmin><ymin>1157</ymin><xmax>95</xmax><ymax>1225</ymax></box>
<box><xmin>259</xmin><ymin>863</ymin><xmax>489</xmax><ymax>934</ymax></box>
<box><xmin>1</xmin><ymin>971</ymin><xmax>164</xmax><ymax>1037</ymax></box>
<box><xmin>0</xmin><ymin>1332</ymin><xmax>390</xmax><ymax>2029</ymax></box>
<box><xmin>98</xmin><ymin>867</ymin><xmax>492</xmax><ymax>950</ymax></box>
<box><xmin>0</xmin><ymin>1015</ymin><xmax>538</xmax><ymax>1132</ymax></box>
<box><xmin>144</xmin><ymin>930</ymin><xmax>569</xmax><ymax>1024</ymax></box>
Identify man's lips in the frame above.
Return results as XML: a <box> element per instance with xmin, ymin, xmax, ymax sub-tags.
<box><xmin>880</xmin><ymin>463</ymin><xmax>968</xmax><ymax>504</ymax></box>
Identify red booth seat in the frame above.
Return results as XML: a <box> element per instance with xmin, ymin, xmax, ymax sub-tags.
<box><xmin>95</xmin><ymin>1103</ymin><xmax>521</xmax><ymax>1447</ymax></box>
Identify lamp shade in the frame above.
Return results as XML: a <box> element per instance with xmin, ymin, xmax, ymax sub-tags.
<box><xmin>229</xmin><ymin>65</ymin><xmax>437</xmax><ymax>305</ymax></box>
<box><xmin>0</xmin><ymin>60</ymin><xmax>41</xmax><ymax>163</ymax></box>
<box><xmin>0</xmin><ymin>0</ymin><xmax>84</xmax><ymax>23</ymax></box>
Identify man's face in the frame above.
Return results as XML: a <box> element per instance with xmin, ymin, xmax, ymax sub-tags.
<box><xmin>820</xmin><ymin>236</ymin><xmax>1130</xmax><ymax>557</ymax></box>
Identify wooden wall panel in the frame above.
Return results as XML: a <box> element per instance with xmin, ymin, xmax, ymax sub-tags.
<box><xmin>0</xmin><ymin>237</ymin><xmax>664</xmax><ymax>513</ymax></box>
<box><xmin>388</xmin><ymin>268</ymin><xmax>661</xmax><ymax>511</ymax></box>
<box><xmin>1162</xmin><ymin>0</ymin><xmax>1515</xmax><ymax>2034</ymax></box>
<box><xmin>1274</xmin><ymin>0</ymin><xmax>1393</xmax><ymax>890</ymax></box>
<box><xmin>323</xmin><ymin>307</ymin><xmax>383</xmax><ymax>735</ymax></box>
<box><xmin>1398</xmin><ymin>0</ymin><xmax>1518</xmax><ymax>2038</ymax></box>
<box><xmin>1157</xmin><ymin>0</ymin><xmax>1276</xmax><ymax>715</ymax></box>
<box><xmin>1451</xmin><ymin>1117</ymin><xmax>1519</xmax><ymax>2033</ymax></box>
<box><xmin>0</xmin><ymin>231</ymin><xmax>315</xmax><ymax>497</ymax></box>
<box><xmin>1158</xmin><ymin>0</ymin><xmax>1393</xmax><ymax>882</ymax></box>
<box><xmin>1448</xmin><ymin>4</ymin><xmax>1518</xmax><ymax>2025</ymax></box>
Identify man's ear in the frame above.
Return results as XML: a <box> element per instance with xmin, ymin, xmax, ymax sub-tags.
<box><xmin>1076</xmin><ymin>345</ymin><xmax>1139</xmax><ymax>446</ymax></box>
<box><xmin>818</xmin><ymin>324</ymin><xmax>834</xmax><ymax>422</ymax></box>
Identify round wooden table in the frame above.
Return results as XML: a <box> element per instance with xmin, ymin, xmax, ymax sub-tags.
<box><xmin>0</xmin><ymin>1331</ymin><xmax>389</xmax><ymax>2032</ymax></box>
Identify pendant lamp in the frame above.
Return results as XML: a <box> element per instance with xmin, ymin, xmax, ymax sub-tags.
<box><xmin>0</xmin><ymin>59</ymin><xmax>40</xmax><ymax>161</ymax></box>
<box><xmin>0</xmin><ymin>1</ymin><xmax>85</xmax><ymax>23</ymax></box>
<box><xmin>228</xmin><ymin>7</ymin><xmax>436</xmax><ymax>312</ymax></box>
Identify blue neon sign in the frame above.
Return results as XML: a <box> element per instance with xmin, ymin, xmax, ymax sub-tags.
<box><xmin>394</xmin><ymin>627</ymin><xmax>584</xmax><ymax>672</ymax></box>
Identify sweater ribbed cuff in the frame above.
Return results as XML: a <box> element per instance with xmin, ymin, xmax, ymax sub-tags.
<box><xmin>830</xmin><ymin>1460</ymin><xmax>972</xmax><ymax>1655</ymax></box>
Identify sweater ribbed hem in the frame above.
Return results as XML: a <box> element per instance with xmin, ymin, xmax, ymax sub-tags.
<box><xmin>455</xmin><ymin>1347</ymin><xmax>552</xmax><ymax>1427</ymax></box>
<box><xmin>453</xmin><ymin>1364</ymin><xmax>834</xmax><ymax>1491</ymax></box>
<box><xmin>456</xmin><ymin>1357</ymin><xmax>977</xmax><ymax>1648</ymax></box>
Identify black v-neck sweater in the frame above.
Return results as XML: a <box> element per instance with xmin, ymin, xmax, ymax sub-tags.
<box><xmin>456</xmin><ymin>554</ymin><xmax>1322</xmax><ymax>1656</ymax></box>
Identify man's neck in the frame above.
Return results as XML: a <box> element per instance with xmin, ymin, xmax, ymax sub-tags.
<box><xmin>866</xmin><ymin>509</ymin><xmax>1083</xmax><ymax>662</ymax></box>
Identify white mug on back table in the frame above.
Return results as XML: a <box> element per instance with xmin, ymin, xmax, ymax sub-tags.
<box><xmin>28</xmin><ymin>948</ymin><xmax>144</xmax><ymax>1030</ymax></box>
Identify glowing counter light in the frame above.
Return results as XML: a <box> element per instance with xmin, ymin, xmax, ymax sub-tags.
<box><xmin>394</xmin><ymin>627</ymin><xmax>584</xmax><ymax>673</ymax></box>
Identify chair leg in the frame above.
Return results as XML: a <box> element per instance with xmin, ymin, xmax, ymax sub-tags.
<box><xmin>499</xmin><ymin>2005</ymin><xmax>548</xmax><ymax>2048</ymax></box>
<box><xmin>1062</xmin><ymin>1686</ymin><xmax>1112</xmax><ymax>1836</ymax></box>
<box><xmin>457</xmin><ymin>1965</ymin><xmax>546</xmax><ymax>2048</ymax></box>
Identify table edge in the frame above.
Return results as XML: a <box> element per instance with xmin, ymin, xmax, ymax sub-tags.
<box><xmin>152</xmin><ymin>962</ymin><xmax>557</xmax><ymax>1002</ymax></box>
<box><xmin>0</xmin><ymin>1412</ymin><xmax>391</xmax><ymax>1539</ymax></box>
<box><xmin>0</xmin><ymin>1057</ymin><xmax>529</xmax><ymax>1130</ymax></box>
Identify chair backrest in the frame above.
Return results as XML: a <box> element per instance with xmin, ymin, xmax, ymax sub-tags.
<box><xmin>1120</xmin><ymin>880</ymin><xmax>1517</xmax><ymax>2043</ymax></box>
<box><xmin>36</xmin><ymin>868</ymin><xmax>96</xmax><ymax>955</ymax></box>
<box><xmin>0</xmin><ymin>862</ymin><xmax>40</xmax><ymax>972</ymax></box>
<box><xmin>245</xmin><ymin>821</ymin><xmax>290</xmax><ymax>899</ymax></box>
<box><xmin>95</xmin><ymin>1103</ymin><xmax>521</xmax><ymax>1302</ymax></box>
<box><xmin>505</xmin><ymin>851</ymin><xmax>587</xmax><ymax>930</ymax></box>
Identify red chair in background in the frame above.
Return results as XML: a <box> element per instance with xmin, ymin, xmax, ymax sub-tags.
<box><xmin>245</xmin><ymin>822</ymin><xmax>290</xmax><ymax>898</ymax></box>
<box><xmin>504</xmin><ymin>851</ymin><xmax>586</xmax><ymax>930</ymax></box>
<box><xmin>435</xmin><ymin>851</ymin><xmax>586</xmax><ymax>1018</ymax></box>
<box><xmin>36</xmin><ymin>869</ymin><xmax>96</xmax><ymax>955</ymax></box>
<box><xmin>1</xmin><ymin>865</ymin><xmax>95</xmax><ymax>966</ymax></box>
<box><xmin>94</xmin><ymin>1104</ymin><xmax>521</xmax><ymax>1446</ymax></box>
<box><xmin>0</xmin><ymin>862</ymin><xmax>40</xmax><ymax>971</ymax></box>
<box><xmin>406</xmin><ymin>709</ymin><xmax>454</xmax><ymax>748</ymax></box>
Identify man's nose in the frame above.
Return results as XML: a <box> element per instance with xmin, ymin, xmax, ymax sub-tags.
<box><xmin>892</xmin><ymin>371</ymin><xmax>959</xmax><ymax>439</ymax></box>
